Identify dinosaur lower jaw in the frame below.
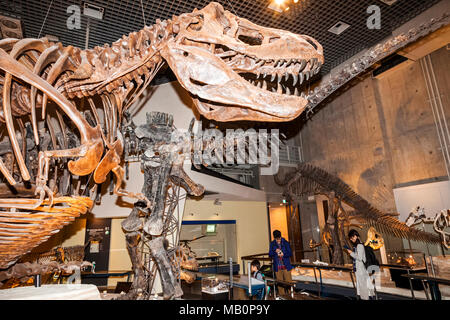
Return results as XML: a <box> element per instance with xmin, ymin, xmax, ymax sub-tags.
<box><xmin>193</xmin><ymin>96</ymin><xmax>306</xmax><ymax>122</ymax></box>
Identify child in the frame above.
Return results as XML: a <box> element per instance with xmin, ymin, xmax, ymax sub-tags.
<box><xmin>251</xmin><ymin>259</ymin><xmax>265</xmax><ymax>300</ymax></box>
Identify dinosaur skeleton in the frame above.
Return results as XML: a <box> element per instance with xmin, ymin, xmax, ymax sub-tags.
<box><xmin>0</xmin><ymin>244</ymin><xmax>90</xmax><ymax>288</ymax></box>
<box><xmin>405</xmin><ymin>206</ymin><xmax>435</xmax><ymax>227</ymax></box>
<box><xmin>276</xmin><ymin>163</ymin><xmax>441</xmax><ymax>264</ymax></box>
<box><xmin>434</xmin><ymin>210</ymin><xmax>449</xmax><ymax>249</ymax></box>
<box><xmin>406</xmin><ymin>207</ymin><xmax>450</xmax><ymax>249</ymax></box>
<box><xmin>0</xmin><ymin>0</ymin><xmax>445</xmax><ymax>296</ymax></box>
<box><xmin>364</xmin><ymin>227</ymin><xmax>384</xmax><ymax>250</ymax></box>
<box><xmin>120</xmin><ymin>112</ymin><xmax>204</xmax><ymax>300</ymax></box>
<box><xmin>0</xmin><ymin>2</ymin><xmax>323</xmax><ymax>273</ymax></box>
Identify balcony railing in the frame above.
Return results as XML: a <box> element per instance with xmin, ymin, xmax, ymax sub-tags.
<box><xmin>279</xmin><ymin>144</ymin><xmax>303</xmax><ymax>166</ymax></box>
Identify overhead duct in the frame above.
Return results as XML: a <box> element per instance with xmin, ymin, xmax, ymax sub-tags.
<box><xmin>373</xmin><ymin>23</ymin><xmax>449</xmax><ymax>79</ymax></box>
<box><xmin>0</xmin><ymin>15</ymin><xmax>23</xmax><ymax>39</ymax></box>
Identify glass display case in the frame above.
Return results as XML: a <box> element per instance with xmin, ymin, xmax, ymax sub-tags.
<box><xmin>385</xmin><ymin>250</ymin><xmax>427</xmax><ymax>290</ymax></box>
<box><xmin>386</xmin><ymin>250</ymin><xmax>426</xmax><ymax>269</ymax></box>
<box><xmin>179</xmin><ymin>222</ymin><xmax>237</xmax><ymax>263</ymax></box>
<box><xmin>201</xmin><ymin>276</ymin><xmax>229</xmax><ymax>294</ymax></box>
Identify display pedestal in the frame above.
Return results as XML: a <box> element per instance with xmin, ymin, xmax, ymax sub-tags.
<box><xmin>201</xmin><ymin>290</ymin><xmax>229</xmax><ymax>300</ymax></box>
<box><xmin>0</xmin><ymin>284</ymin><xmax>101</xmax><ymax>300</ymax></box>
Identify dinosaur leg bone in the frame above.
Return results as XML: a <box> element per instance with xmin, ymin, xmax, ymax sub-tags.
<box><xmin>148</xmin><ymin>237</ymin><xmax>183</xmax><ymax>300</ymax></box>
<box><xmin>122</xmin><ymin>231</ymin><xmax>147</xmax><ymax>299</ymax></box>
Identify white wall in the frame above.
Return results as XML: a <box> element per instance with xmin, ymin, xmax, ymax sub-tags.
<box><xmin>393</xmin><ymin>180</ymin><xmax>450</xmax><ymax>222</ymax></box>
<box><xmin>393</xmin><ymin>180</ymin><xmax>450</xmax><ymax>256</ymax></box>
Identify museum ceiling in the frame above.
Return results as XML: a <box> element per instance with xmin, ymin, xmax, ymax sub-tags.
<box><xmin>0</xmin><ymin>0</ymin><xmax>441</xmax><ymax>83</ymax></box>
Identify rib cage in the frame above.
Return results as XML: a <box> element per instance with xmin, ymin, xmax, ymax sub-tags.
<box><xmin>0</xmin><ymin>197</ymin><xmax>92</xmax><ymax>269</ymax></box>
<box><xmin>276</xmin><ymin>163</ymin><xmax>442</xmax><ymax>244</ymax></box>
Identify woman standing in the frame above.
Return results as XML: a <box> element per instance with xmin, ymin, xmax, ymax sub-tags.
<box><xmin>345</xmin><ymin>229</ymin><xmax>375</xmax><ymax>300</ymax></box>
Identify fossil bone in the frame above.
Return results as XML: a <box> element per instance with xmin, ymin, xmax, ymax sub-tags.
<box><xmin>0</xmin><ymin>2</ymin><xmax>322</xmax><ymax>271</ymax></box>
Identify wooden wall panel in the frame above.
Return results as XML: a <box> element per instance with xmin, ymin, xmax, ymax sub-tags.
<box><xmin>300</xmin><ymin>46</ymin><xmax>449</xmax><ymax>213</ymax></box>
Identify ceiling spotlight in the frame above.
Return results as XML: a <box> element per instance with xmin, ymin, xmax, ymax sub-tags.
<box><xmin>294</xmin><ymin>0</ymin><xmax>299</xmax><ymax>3</ymax></box>
<box><xmin>328</xmin><ymin>21</ymin><xmax>350</xmax><ymax>35</ymax></box>
<box><xmin>268</xmin><ymin>0</ymin><xmax>287</xmax><ymax>13</ymax></box>
<box><xmin>285</xmin><ymin>7</ymin><xmax>290</xmax><ymax>11</ymax></box>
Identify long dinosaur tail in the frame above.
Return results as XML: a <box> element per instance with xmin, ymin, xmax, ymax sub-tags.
<box><xmin>277</xmin><ymin>163</ymin><xmax>441</xmax><ymax>244</ymax></box>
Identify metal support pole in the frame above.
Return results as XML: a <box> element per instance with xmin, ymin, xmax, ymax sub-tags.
<box><xmin>407</xmin><ymin>269</ymin><xmax>415</xmax><ymax>300</ymax></box>
<box><xmin>34</xmin><ymin>274</ymin><xmax>41</xmax><ymax>287</ymax></box>
<box><xmin>229</xmin><ymin>258</ymin><xmax>233</xmax><ymax>300</ymax></box>
<box><xmin>247</xmin><ymin>262</ymin><xmax>252</xmax><ymax>297</ymax></box>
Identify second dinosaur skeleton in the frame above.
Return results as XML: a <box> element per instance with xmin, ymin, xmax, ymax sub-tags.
<box><xmin>120</xmin><ymin>112</ymin><xmax>204</xmax><ymax>300</ymax></box>
<box><xmin>275</xmin><ymin>163</ymin><xmax>442</xmax><ymax>264</ymax></box>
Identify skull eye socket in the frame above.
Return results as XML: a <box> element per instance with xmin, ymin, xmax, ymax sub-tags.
<box><xmin>238</xmin><ymin>34</ymin><xmax>263</xmax><ymax>46</ymax></box>
<box><xmin>237</xmin><ymin>28</ymin><xmax>263</xmax><ymax>46</ymax></box>
<box><xmin>187</xmin><ymin>14</ymin><xmax>204</xmax><ymax>32</ymax></box>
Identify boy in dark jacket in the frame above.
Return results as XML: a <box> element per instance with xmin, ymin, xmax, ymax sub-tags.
<box><xmin>269</xmin><ymin>230</ymin><xmax>293</xmax><ymax>295</ymax></box>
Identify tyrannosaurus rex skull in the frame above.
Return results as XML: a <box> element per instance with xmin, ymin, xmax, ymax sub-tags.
<box><xmin>162</xmin><ymin>2</ymin><xmax>324</xmax><ymax>122</ymax></box>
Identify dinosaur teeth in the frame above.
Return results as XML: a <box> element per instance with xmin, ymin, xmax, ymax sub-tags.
<box><xmin>286</xmin><ymin>87</ymin><xmax>291</xmax><ymax>96</ymax></box>
<box><xmin>294</xmin><ymin>87</ymin><xmax>299</xmax><ymax>96</ymax></box>
<box><xmin>255</xmin><ymin>60</ymin><xmax>265</xmax><ymax>68</ymax></box>
<box><xmin>262</xmin><ymin>81</ymin><xmax>267</xmax><ymax>90</ymax></box>
<box><xmin>277</xmin><ymin>83</ymin><xmax>282</xmax><ymax>94</ymax></box>
<box><xmin>271</xmin><ymin>73</ymin><xmax>276</xmax><ymax>82</ymax></box>
<box><xmin>292</xmin><ymin>73</ymin><xmax>298</xmax><ymax>86</ymax></box>
<box><xmin>284</xmin><ymin>72</ymin><xmax>290</xmax><ymax>82</ymax></box>
<box><xmin>299</xmin><ymin>72</ymin><xmax>304</xmax><ymax>85</ymax></box>
<box><xmin>314</xmin><ymin>63</ymin><xmax>322</xmax><ymax>74</ymax></box>
<box><xmin>310</xmin><ymin>58</ymin><xmax>317</xmax><ymax>70</ymax></box>
<box><xmin>298</xmin><ymin>59</ymin><xmax>307</xmax><ymax>72</ymax></box>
